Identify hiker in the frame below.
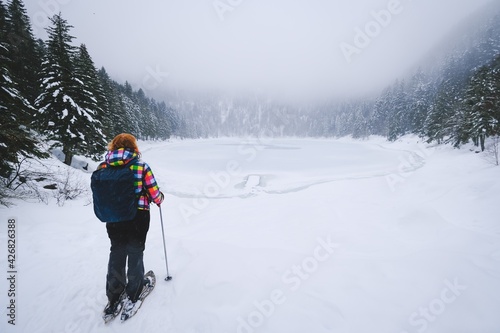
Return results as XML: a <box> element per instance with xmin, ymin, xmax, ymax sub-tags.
<box><xmin>93</xmin><ymin>133</ymin><xmax>164</xmax><ymax>320</ymax></box>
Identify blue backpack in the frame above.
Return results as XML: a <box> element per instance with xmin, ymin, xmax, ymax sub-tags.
<box><xmin>91</xmin><ymin>158</ymin><xmax>138</xmax><ymax>223</ymax></box>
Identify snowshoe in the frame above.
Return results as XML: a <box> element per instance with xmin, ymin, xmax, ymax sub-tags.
<box><xmin>120</xmin><ymin>270</ymin><xmax>156</xmax><ymax>322</ymax></box>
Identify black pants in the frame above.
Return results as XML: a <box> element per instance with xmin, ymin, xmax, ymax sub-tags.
<box><xmin>106</xmin><ymin>210</ymin><xmax>150</xmax><ymax>303</ymax></box>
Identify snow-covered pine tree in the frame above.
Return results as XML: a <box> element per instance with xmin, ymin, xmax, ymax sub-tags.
<box><xmin>119</xmin><ymin>82</ymin><xmax>141</xmax><ymax>136</ymax></box>
<box><xmin>148</xmin><ymin>98</ymin><xmax>174</xmax><ymax>140</ymax></box>
<box><xmin>157</xmin><ymin>100</ymin><xmax>175</xmax><ymax>139</ymax></box>
<box><xmin>370</xmin><ymin>87</ymin><xmax>393</xmax><ymax>137</ymax></box>
<box><xmin>34</xmin><ymin>13</ymin><xmax>103</xmax><ymax>165</ymax></box>
<box><xmin>423</xmin><ymin>53</ymin><xmax>470</xmax><ymax>146</ymax></box>
<box><xmin>351</xmin><ymin>102</ymin><xmax>370</xmax><ymax>139</ymax></box>
<box><xmin>150</xmin><ymin>100</ymin><xmax>169</xmax><ymax>140</ymax></box>
<box><xmin>97</xmin><ymin>67</ymin><xmax>128</xmax><ymax>137</ymax></box>
<box><xmin>158</xmin><ymin>101</ymin><xmax>177</xmax><ymax>139</ymax></box>
<box><xmin>460</xmin><ymin>56</ymin><xmax>500</xmax><ymax>151</ymax></box>
<box><xmin>387</xmin><ymin>80</ymin><xmax>408</xmax><ymax>141</ymax></box>
<box><xmin>423</xmin><ymin>79</ymin><xmax>458</xmax><ymax>144</ymax></box>
<box><xmin>134</xmin><ymin>88</ymin><xmax>157</xmax><ymax>140</ymax></box>
<box><xmin>73</xmin><ymin>43</ymin><xmax>107</xmax><ymax>159</ymax></box>
<box><xmin>492</xmin><ymin>54</ymin><xmax>500</xmax><ymax>118</ymax></box>
<box><xmin>407</xmin><ymin>68</ymin><xmax>433</xmax><ymax>136</ymax></box>
<box><xmin>0</xmin><ymin>0</ymin><xmax>47</xmax><ymax>180</ymax></box>
<box><xmin>5</xmin><ymin>0</ymin><xmax>42</xmax><ymax>107</ymax></box>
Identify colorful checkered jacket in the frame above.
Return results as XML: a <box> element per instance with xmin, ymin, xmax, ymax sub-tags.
<box><xmin>97</xmin><ymin>148</ymin><xmax>164</xmax><ymax>210</ymax></box>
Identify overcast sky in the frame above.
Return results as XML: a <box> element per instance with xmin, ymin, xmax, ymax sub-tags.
<box><xmin>23</xmin><ymin>0</ymin><xmax>496</xmax><ymax>102</ymax></box>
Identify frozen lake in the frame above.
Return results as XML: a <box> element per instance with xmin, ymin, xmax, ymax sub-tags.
<box><xmin>1</xmin><ymin>137</ymin><xmax>499</xmax><ymax>333</ymax></box>
<box><xmin>148</xmin><ymin>138</ymin><xmax>424</xmax><ymax>198</ymax></box>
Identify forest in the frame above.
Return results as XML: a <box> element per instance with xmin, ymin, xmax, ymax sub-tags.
<box><xmin>0</xmin><ymin>0</ymin><xmax>180</xmax><ymax>173</ymax></box>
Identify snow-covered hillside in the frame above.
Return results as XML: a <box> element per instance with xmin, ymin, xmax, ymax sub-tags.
<box><xmin>1</xmin><ymin>137</ymin><xmax>499</xmax><ymax>333</ymax></box>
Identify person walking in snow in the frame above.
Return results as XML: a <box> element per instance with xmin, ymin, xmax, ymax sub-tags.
<box><xmin>93</xmin><ymin>133</ymin><xmax>164</xmax><ymax>321</ymax></box>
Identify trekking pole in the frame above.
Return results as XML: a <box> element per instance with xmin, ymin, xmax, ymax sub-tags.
<box><xmin>159</xmin><ymin>205</ymin><xmax>173</xmax><ymax>281</ymax></box>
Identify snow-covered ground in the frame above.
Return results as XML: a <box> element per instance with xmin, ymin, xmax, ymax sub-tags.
<box><xmin>1</xmin><ymin>137</ymin><xmax>500</xmax><ymax>333</ymax></box>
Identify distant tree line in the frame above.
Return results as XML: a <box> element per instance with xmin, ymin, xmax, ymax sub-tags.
<box><xmin>173</xmin><ymin>12</ymin><xmax>500</xmax><ymax>152</ymax></box>
<box><xmin>0</xmin><ymin>0</ymin><xmax>179</xmax><ymax>176</ymax></box>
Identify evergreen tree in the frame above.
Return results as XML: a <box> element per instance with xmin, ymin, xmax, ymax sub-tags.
<box><xmin>159</xmin><ymin>101</ymin><xmax>176</xmax><ymax>139</ymax></box>
<box><xmin>123</xmin><ymin>81</ymin><xmax>133</xmax><ymax>98</ymax></box>
<box><xmin>134</xmin><ymin>88</ymin><xmax>157</xmax><ymax>140</ymax></box>
<box><xmin>351</xmin><ymin>102</ymin><xmax>370</xmax><ymax>139</ymax></box>
<box><xmin>388</xmin><ymin>80</ymin><xmax>408</xmax><ymax>141</ymax></box>
<box><xmin>423</xmin><ymin>102</ymin><xmax>443</xmax><ymax>144</ymax></box>
<box><xmin>113</xmin><ymin>81</ymin><xmax>144</xmax><ymax>137</ymax></box>
<box><xmin>5</xmin><ymin>0</ymin><xmax>42</xmax><ymax>106</ymax></box>
<box><xmin>73</xmin><ymin>43</ymin><xmax>107</xmax><ymax>158</ymax></box>
<box><xmin>120</xmin><ymin>93</ymin><xmax>141</xmax><ymax>136</ymax></box>
<box><xmin>460</xmin><ymin>56</ymin><xmax>500</xmax><ymax>150</ymax></box>
<box><xmin>34</xmin><ymin>13</ymin><xmax>103</xmax><ymax>165</ymax></box>
<box><xmin>423</xmin><ymin>67</ymin><xmax>463</xmax><ymax>144</ymax></box>
<box><xmin>371</xmin><ymin>87</ymin><xmax>392</xmax><ymax>137</ymax></box>
<box><xmin>0</xmin><ymin>0</ymin><xmax>46</xmax><ymax>179</ymax></box>
<box><xmin>407</xmin><ymin>68</ymin><xmax>432</xmax><ymax>135</ymax></box>
<box><xmin>97</xmin><ymin>67</ymin><xmax>126</xmax><ymax>137</ymax></box>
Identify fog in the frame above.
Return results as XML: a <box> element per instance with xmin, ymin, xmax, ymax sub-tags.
<box><xmin>24</xmin><ymin>0</ymin><xmax>496</xmax><ymax>102</ymax></box>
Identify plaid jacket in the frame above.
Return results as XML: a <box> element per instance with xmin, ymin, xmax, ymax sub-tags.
<box><xmin>97</xmin><ymin>148</ymin><xmax>164</xmax><ymax>210</ymax></box>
